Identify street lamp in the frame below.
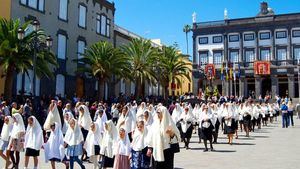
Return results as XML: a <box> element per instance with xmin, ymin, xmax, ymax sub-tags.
<box><xmin>17</xmin><ymin>28</ymin><xmax>25</xmax><ymax>40</ymax></box>
<box><xmin>46</xmin><ymin>35</ymin><xmax>53</xmax><ymax>48</ymax></box>
<box><xmin>32</xmin><ymin>19</ymin><xmax>40</xmax><ymax>32</ymax></box>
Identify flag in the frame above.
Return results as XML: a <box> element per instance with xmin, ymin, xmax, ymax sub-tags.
<box><xmin>225</xmin><ymin>62</ymin><xmax>229</xmax><ymax>80</ymax></box>
<box><xmin>233</xmin><ymin>63</ymin><xmax>236</xmax><ymax>81</ymax></box>
<box><xmin>220</xmin><ymin>64</ymin><xmax>224</xmax><ymax>81</ymax></box>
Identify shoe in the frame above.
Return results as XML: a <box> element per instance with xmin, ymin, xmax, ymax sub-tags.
<box><xmin>211</xmin><ymin>148</ymin><xmax>214</xmax><ymax>151</ymax></box>
<box><xmin>203</xmin><ymin>149</ymin><xmax>208</xmax><ymax>152</ymax></box>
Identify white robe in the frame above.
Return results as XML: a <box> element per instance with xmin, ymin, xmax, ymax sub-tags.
<box><xmin>171</xmin><ymin>104</ymin><xmax>182</xmax><ymax>123</ymax></box>
<box><xmin>24</xmin><ymin>116</ymin><xmax>44</xmax><ymax>150</ymax></box>
<box><xmin>44</xmin><ymin>104</ymin><xmax>62</xmax><ymax>130</ymax></box>
<box><xmin>179</xmin><ymin>111</ymin><xmax>194</xmax><ymax>133</ymax></box>
<box><xmin>11</xmin><ymin>113</ymin><xmax>25</xmax><ymax>139</ymax></box>
<box><xmin>131</xmin><ymin>127</ymin><xmax>148</xmax><ymax>151</ymax></box>
<box><xmin>78</xmin><ymin>105</ymin><xmax>93</xmax><ymax>131</ymax></box>
<box><xmin>44</xmin><ymin>123</ymin><xmax>65</xmax><ymax>162</ymax></box>
<box><xmin>95</xmin><ymin>111</ymin><xmax>108</xmax><ymax>135</ymax></box>
<box><xmin>84</xmin><ymin>123</ymin><xmax>102</xmax><ymax>157</ymax></box>
<box><xmin>100</xmin><ymin>120</ymin><xmax>118</xmax><ymax>158</ymax></box>
<box><xmin>0</xmin><ymin>116</ymin><xmax>13</xmax><ymax>141</ymax></box>
<box><xmin>64</xmin><ymin>119</ymin><xmax>84</xmax><ymax>146</ymax></box>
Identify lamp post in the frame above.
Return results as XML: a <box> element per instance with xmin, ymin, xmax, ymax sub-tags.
<box><xmin>18</xmin><ymin>19</ymin><xmax>53</xmax><ymax>114</ymax></box>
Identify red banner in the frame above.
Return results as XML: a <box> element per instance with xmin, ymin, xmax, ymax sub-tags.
<box><xmin>254</xmin><ymin>61</ymin><xmax>270</xmax><ymax>75</ymax></box>
<box><xmin>205</xmin><ymin>64</ymin><xmax>216</xmax><ymax>79</ymax></box>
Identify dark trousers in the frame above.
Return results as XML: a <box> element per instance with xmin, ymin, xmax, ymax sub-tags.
<box><xmin>288</xmin><ymin>111</ymin><xmax>294</xmax><ymax>126</ymax></box>
<box><xmin>70</xmin><ymin>156</ymin><xmax>85</xmax><ymax>169</ymax></box>
<box><xmin>153</xmin><ymin>148</ymin><xmax>174</xmax><ymax>169</ymax></box>
<box><xmin>282</xmin><ymin>113</ymin><xmax>289</xmax><ymax>128</ymax></box>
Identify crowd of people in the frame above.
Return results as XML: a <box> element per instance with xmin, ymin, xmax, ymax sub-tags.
<box><xmin>0</xmin><ymin>95</ymin><xmax>299</xmax><ymax>169</ymax></box>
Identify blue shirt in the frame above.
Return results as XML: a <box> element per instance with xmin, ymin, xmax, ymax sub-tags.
<box><xmin>281</xmin><ymin>104</ymin><xmax>288</xmax><ymax>111</ymax></box>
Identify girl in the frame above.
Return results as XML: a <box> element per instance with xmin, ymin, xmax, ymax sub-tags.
<box><xmin>147</xmin><ymin>106</ymin><xmax>180</xmax><ymax>169</ymax></box>
<box><xmin>64</xmin><ymin>118</ymin><xmax>85</xmax><ymax>169</ymax></box>
<box><xmin>131</xmin><ymin>120</ymin><xmax>150</xmax><ymax>169</ymax></box>
<box><xmin>199</xmin><ymin>105</ymin><xmax>214</xmax><ymax>152</ymax></box>
<box><xmin>179</xmin><ymin>107</ymin><xmax>194</xmax><ymax>149</ymax></box>
<box><xmin>0</xmin><ymin>116</ymin><xmax>13</xmax><ymax>169</ymax></box>
<box><xmin>84</xmin><ymin>122</ymin><xmax>102</xmax><ymax>169</ymax></box>
<box><xmin>117</xmin><ymin>106</ymin><xmax>135</xmax><ymax>142</ymax></box>
<box><xmin>24</xmin><ymin>116</ymin><xmax>44</xmax><ymax>169</ymax></box>
<box><xmin>44</xmin><ymin>101</ymin><xmax>62</xmax><ymax>138</ymax></box>
<box><xmin>78</xmin><ymin>105</ymin><xmax>92</xmax><ymax>161</ymax></box>
<box><xmin>62</xmin><ymin>111</ymin><xmax>74</xmax><ymax>135</ymax></box>
<box><xmin>100</xmin><ymin>120</ymin><xmax>118</xmax><ymax>169</ymax></box>
<box><xmin>113</xmin><ymin>127</ymin><xmax>131</xmax><ymax>169</ymax></box>
<box><xmin>222</xmin><ymin>103</ymin><xmax>235</xmax><ymax>145</ymax></box>
<box><xmin>44</xmin><ymin>123</ymin><xmax>67</xmax><ymax>169</ymax></box>
<box><xmin>9</xmin><ymin>113</ymin><xmax>25</xmax><ymax>169</ymax></box>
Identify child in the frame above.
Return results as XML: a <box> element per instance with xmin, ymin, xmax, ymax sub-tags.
<box><xmin>113</xmin><ymin>126</ymin><xmax>131</xmax><ymax>169</ymax></box>
<box><xmin>24</xmin><ymin>116</ymin><xmax>44</xmax><ymax>169</ymax></box>
<box><xmin>0</xmin><ymin>116</ymin><xmax>13</xmax><ymax>168</ymax></box>
<box><xmin>64</xmin><ymin>118</ymin><xmax>85</xmax><ymax>169</ymax></box>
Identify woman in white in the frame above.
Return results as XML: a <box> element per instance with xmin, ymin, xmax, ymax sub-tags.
<box><xmin>222</xmin><ymin>103</ymin><xmax>235</xmax><ymax>145</ymax></box>
<box><xmin>113</xmin><ymin>126</ymin><xmax>131</xmax><ymax>169</ymax></box>
<box><xmin>143</xmin><ymin>110</ymin><xmax>153</xmax><ymax>130</ymax></box>
<box><xmin>95</xmin><ymin>109</ymin><xmax>108</xmax><ymax>136</ymax></box>
<box><xmin>242</xmin><ymin>102</ymin><xmax>252</xmax><ymax>137</ymax></box>
<box><xmin>199</xmin><ymin>104</ymin><xmax>214</xmax><ymax>151</ymax></box>
<box><xmin>44</xmin><ymin>101</ymin><xmax>62</xmax><ymax>138</ymax></box>
<box><xmin>9</xmin><ymin>113</ymin><xmax>25</xmax><ymax>169</ymax></box>
<box><xmin>179</xmin><ymin>107</ymin><xmax>194</xmax><ymax>149</ymax></box>
<box><xmin>24</xmin><ymin>116</ymin><xmax>44</xmax><ymax>169</ymax></box>
<box><xmin>100</xmin><ymin>120</ymin><xmax>118</xmax><ymax>169</ymax></box>
<box><xmin>137</xmin><ymin>102</ymin><xmax>146</xmax><ymax>119</ymax></box>
<box><xmin>211</xmin><ymin>104</ymin><xmax>221</xmax><ymax>143</ymax></box>
<box><xmin>111</xmin><ymin>104</ymin><xmax>120</xmax><ymax>124</ymax></box>
<box><xmin>84</xmin><ymin>122</ymin><xmax>102</xmax><ymax>169</ymax></box>
<box><xmin>171</xmin><ymin>103</ymin><xmax>182</xmax><ymax>124</ymax></box>
<box><xmin>0</xmin><ymin>116</ymin><xmax>13</xmax><ymax>169</ymax></box>
<box><xmin>131</xmin><ymin>120</ymin><xmax>150</xmax><ymax>169</ymax></box>
<box><xmin>44</xmin><ymin>123</ymin><xmax>67</xmax><ymax>169</ymax></box>
<box><xmin>64</xmin><ymin>118</ymin><xmax>85</xmax><ymax>169</ymax></box>
<box><xmin>147</xmin><ymin>106</ymin><xmax>180</xmax><ymax>169</ymax></box>
<box><xmin>261</xmin><ymin>103</ymin><xmax>269</xmax><ymax>126</ymax></box>
<box><xmin>117</xmin><ymin>106</ymin><xmax>135</xmax><ymax>142</ymax></box>
<box><xmin>62</xmin><ymin>111</ymin><xmax>74</xmax><ymax>135</ymax></box>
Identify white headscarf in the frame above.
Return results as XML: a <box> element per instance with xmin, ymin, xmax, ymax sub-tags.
<box><xmin>11</xmin><ymin>113</ymin><xmax>25</xmax><ymax>139</ymax></box>
<box><xmin>136</xmin><ymin>102</ymin><xmax>146</xmax><ymax>118</ymax></box>
<box><xmin>132</xmin><ymin>122</ymin><xmax>148</xmax><ymax>151</ymax></box>
<box><xmin>62</xmin><ymin>111</ymin><xmax>74</xmax><ymax>134</ymax></box>
<box><xmin>113</xmin><ymin>126</ymin><xmax>131</xmax><ymax>156</ymax></box>
<box><xmin>85</xmin><ymin>123</ymin><xmax>102</xmax><ymax>157</ymax></box>
<box><xmin>78</xmin><ymin>105</ymin><xmax>93</xmax><ymax>130</ymax></box>
<box><xmin>24</xmin><ymin>116</ymin><xmax>44</xmax><ymax>150</ymax></box>
<box><xmin>100</xmin><ymin>120</ymin><xmax>118</xmax><ymax>158</ymax></box>
<box><xmin>1</xmin><ymin>116</ymin><xmax>14</xmax><ymax>141</ymax></box>
<box><xmin>95</xmin><ymin>109</ymin><xmax>108</xmax><ymax>134</ymax></box>
<box><xmin>148</xmin><ymin>106</ymin><xmax>180</xmax><ymax>162</ymax></box>
<box><xmin>44</xmin><ymin>104</ymin><xmax>62</xmax><ymax>130</ymax></box>
<box><xmin>172</xmin><ymin>103</ymin><xmax>182</xmax><ymax>123</ymax></box>
<box><xmin>179</xmin><ymin>107</ymin><xmax>194</xmax><ymax>133</ymax></box>
<box><xmin>64</xmin><ymin>118</ymin><xmax>84</xmax><ymax>146</ymax></box>
<box><xmin>44</xmin><ymin>123</ymin><xmax>65</xmax><ymax>162</ymax></box>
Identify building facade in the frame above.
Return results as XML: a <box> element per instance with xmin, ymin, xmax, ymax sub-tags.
<box><xmin>0</xmin><ymin>0</ymin><xmax>115</xmax><ymax>99</ymax></box>
<box><xmin>192</xmin><ymin>2</ymin><xmax>300</xmax><ymax>99</ymax></box>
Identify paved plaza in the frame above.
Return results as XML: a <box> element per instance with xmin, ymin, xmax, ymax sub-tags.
<box><xmin>1</xmin><ymin>119</ymin><xmax>299</xmax><ymax>169</ymax></box>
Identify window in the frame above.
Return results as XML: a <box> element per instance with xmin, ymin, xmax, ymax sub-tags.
<box><xmin>244</xmin><ymin>33</ymin><xmax>254</xmax><ymax>41</ymax></box>
<box><xmin>213</xmin><ymin>51</ymin><xmax>222</xmax><ymax>65</ymax></box>
<box><xmin>260</xmin><ymin>32</ymin><xmax>271</xmax><ymax>40</ymax></box>
<box><xmin>213</xmin><ymin>36</ymin><xmax>222</xmax><ymax>43</ymax></box>
<box><xmin>294</xmin><ymin>47</ymin><xmax>300</xmax><ymax>61</ymax></box>
<box><xmin>230</xmin><ymin>51</ymin><xmax>239</xmax><ymax>63</ymax></box>
<box><xmin>101</xmin><ymin>15</ymin><xmax>106</xmax><ymax>35</ymax></box>
<box><xmin>106</xmin><ymin>19</ymin><xmax>111</xmax><ymax>37</ymax></box>
<box><xmin>57</xmin><ymin>34</ymin><xmax>67</xmax><ymax>59</ymax></box>
<box><xmin>20</xmin><ymin>0</ymin><xmax>44</xmax><ymax>12</ymax></box>
<box><xmin>130</xmin><ymin>82</ymin><xmax>135</xmax><ymax>95</ymax></box>
<box><xmin>292</xmin><ymin>30</ymin><xmax>300</xmax><ymax>37</ymax></box>
<box><xmin>96</xmin><ymin>14</ymin><xmax>101</xmax><ymax>34</ymax></box>
<box><xmin>276</xmin><ymin>31</ymin><xmax>287</xmax><ymax>39</ymax></box>
<box><xmin>260</xmin><ymin>49</ymin><xmax>271</xmax><ymax>61</ymax></box>
<box><xmin>77</xmin><ymin>40</ymin><xmax>85</xmax><ymax>62</ymax></box>
<box><xmin>79</xmin><ymin>4</ymin><xmax>87</xmax><ymax>28</ymax></box>
<box><xmin>245</xmin><ymin>50</ymin><xmax>255</xmax><ymax>65</ymax></box>
<box><xmin>97</xmin><ymin>14</ymin><xmax>110</xmax><ymax>37</ymax></box>
<box><xmin>199</xmin><ymin>52</ymin><xmax>208</xmax><ymax>65</ymax></box>
<box><xmin>229</xmin><ymin>35</ymin><xmax>239</xmax><ymax>42</ymax></box>
<box><xmin>59</xmin><ymin>0</ymin><xmax>68</xmax><ymax>21</ymax></box>
<box><xmin>277</xmin><ymin>48</ymin><xmax>287</xmax><ymax>65</ymax></box>
<box><xmin>199</xmin><ymin>37</ymin><xmax>208</xmax><ymax>44</ymax></box>
<box><xmin>56</xmin><ymin>74</ymin><xmax>65</xmax><ymax>97</ymax></box>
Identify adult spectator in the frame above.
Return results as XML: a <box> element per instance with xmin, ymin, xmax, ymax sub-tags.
<box><xmin>281</xmin><ymin>101</ymin><xmax>289</xmax><ymax>128</ymax></box>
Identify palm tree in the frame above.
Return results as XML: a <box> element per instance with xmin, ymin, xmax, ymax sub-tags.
<box><xmin>76</xmin><ymin>41</ymin><xmax>130</xmax><ymax>100</ymax></box>
<box><xmin>158</xmin><ymin>46</ymin><xmax>191</xmax><ymax>100</ymax></box>
<box><xmin>183</xmin><ymin>24</ymin><xmax>191</xmax><ymax>54</ymax></box>
<box><xmin>0</xmin><ymin>18</ymin><xmax>57</xmax><ymax>99</ymax></box>
<box><xmin>121</xmin><ymin>38</ymin><xmax>158</xmax><ymax>98</ymax></box>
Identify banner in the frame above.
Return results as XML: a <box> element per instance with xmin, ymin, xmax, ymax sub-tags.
<box><xmin>254</xmin><ymin>61</ymin><xmax>271</xmax><ymax>75</ymax></box>
<box><xmin>205</xmin><ymin>64</ymin><xmax>216</xmax><ymax>80</ymax></box>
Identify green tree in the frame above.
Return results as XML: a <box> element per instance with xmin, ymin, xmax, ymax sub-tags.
<box><xmin>121</xmin><ymin>39</ymin><xmax>158</xmax><ymax>98</ymax></box>
<box><xmin>183</xmin><ymin>24</ymin><xmax>191</xmax><ymax>54</ymax></box>
<box><xmin>0</xmin><ymin>18</ymin><xmax>57</xmax><ymax>99</ymax></box>
<box><xmin>76</xmin><ymin>41</ymin><xmax>129</xmax><ymax>100</ymax></box>
<box><xmin>158</xmin><ymin>46</ymin><xmax>191</xmax><ymax>100</ymax></box>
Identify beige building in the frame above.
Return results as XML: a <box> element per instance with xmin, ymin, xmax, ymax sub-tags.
<box><xmin>0</xmin><ymin>0</ymin><xmax>115</xmax><ymax>99</ymax></box>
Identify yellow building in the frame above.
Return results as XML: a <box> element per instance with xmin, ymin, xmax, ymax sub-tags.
<box><xmin>169</xmin><ymin>55</ymin><xmax>193</xmax><ymax>96</ymax></box>
<box><xmin>0</xmin><ymin>0</ymin><xmax>11</xmax><ymax>95</ymax></box>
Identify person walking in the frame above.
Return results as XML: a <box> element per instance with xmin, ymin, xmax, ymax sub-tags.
<box><xmin>281</xmin><ymin>102</ymin><xmax>289</xmax><ymax>128</ymax></box>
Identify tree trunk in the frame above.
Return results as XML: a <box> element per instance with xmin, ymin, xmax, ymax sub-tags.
<box><xmin>186</xmin><ymin>32</ymin><xmax>189</xmax><ymax>55</ymax></box>
<box><xmin>4</xmin><ymin>65</ymin><xmax>14</xmax><ymax>100</ymax></box>
<box><xmin>98</xmin><ymin>79</ymin><xmax>105</xmax><ymax>101</ymax></box>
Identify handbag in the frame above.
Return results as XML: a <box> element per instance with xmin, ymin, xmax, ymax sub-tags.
<box><xmin>170</xmin><ymin>135</ymin><xmax>180</xmax><ymax>153</ymax></box>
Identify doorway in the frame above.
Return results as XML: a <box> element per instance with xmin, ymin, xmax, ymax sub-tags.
<box><xmin>76</xmin><ymin>76</ymin><xmax>84</xmax><ymax>98</ymax></box>
<box><xmin>262</xmin><ymin>77</ymin><xmax>271</xmax><ymax>98</ymax></box>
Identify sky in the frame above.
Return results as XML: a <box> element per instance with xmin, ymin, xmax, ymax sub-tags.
<box><xmin>114</xmin><ymin>0</ymin><xmax>300</xmax><ymax>55</ymax></box>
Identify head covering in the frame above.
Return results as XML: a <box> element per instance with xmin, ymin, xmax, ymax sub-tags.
<box><xmin>78</xmin><ymin>105</ymin><xmax>93</xmax><ymax>130</ymax></box>
<box><xmin>64</xmin><ymin>118</ymin><xmax>84</xmax><ymax>146</ymax></box>
<box><xmin>85</xmin><ymin>123</ymin><xmax>103</xmax><ymax>157</ymax></box>
<box><xmin>100</xmin><ymin>120</ymin><xmax>118</xmax><ymax>158</ymax></box>
<box><xmin>11</xmin><ymin>113</ymin><xmax>25</xmax><ymax>139</ymax></box>
<box><xmin>113</xmin><ymin>126</ymin><xmax>131</xmax><ymax>156</ymax></box>
<box><xmin>149</xmin><ymin>106</ymin><xmax>180</xmax><ymax>162</ymax></box>
<box><xmin>171</xmin><ymin>103</ymin><xmax>182</xmax><ymax>123</ymax></box>
<box><xmin>1</xmin><ymin>116</ymin><xmax>14</xmax><ymax>141</ymax></box>
<box><xmin>24</xmin><ymin>116</ymin><xmax>44</xmax><ymax>150</ymax></box>
<box><xmin>44</xmin><ymin>104</ymin><xmax>62</xmax><ymax>130</ymax></box>
<box><xmin>132</xmin><ymin>122</ymin><xmax>148</xmax><ymax>151</ymax></box>
<box><xmin>44</xmin><ymin>122</ymin><xmax>65</xmax><ymax>162</ymax></box>
<box><xmin>95</xmin><ymin>109</ymin><xmax>108</xmax><ymax>134</ymax></box>
<box><xmin>62</xmin><ymin>111</ymin><xmax>74</xmax><ymax>134</ymax></box>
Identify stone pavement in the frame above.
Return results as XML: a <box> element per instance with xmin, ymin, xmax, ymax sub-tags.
<box><xmin>1</xmin><ymin>118</ymin><xmax>299</xmax><ymax>169</ymax></box>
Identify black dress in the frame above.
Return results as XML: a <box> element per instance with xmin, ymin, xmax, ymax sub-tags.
<box><xmin>201</xmin><ymin>120</ymin><xmax>214</xmax><ymax>140</ymax></box>
<box><xmin>224</xmin><ymin>119</ymin><xmax>235</xmax><ymax>134</ymax></box>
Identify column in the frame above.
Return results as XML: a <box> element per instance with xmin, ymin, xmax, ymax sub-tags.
<box><xmin>271</xmin><ymin>29</ymin><xmax>276</xmax><ymax>62</ymax></box>
<box><xmin>271</xmin><ymin>75</ymin><xmax>279</xmax><ymax>98</ymax></box>
<box><xmin>255</xmin><ymin>31</ymin><xmax>259</xmax><ymax>60</ymax></box>
<box><xmin>229</xmin><ymin>80</ymin><xmax>233</xmax><ymax>96</ymax></box>
<box><xmin>223</xmin><ymin>33</ymin><xmax>229</xmax><ymax>95</ymax></box>
<box><xmin>288</xmin><ymin>74</ymin><xmax>295</xmax><ymax>98</ymax></box>
<box><xmin>239</xmin><ymin>32</ymin><xmax>243</xmax><ymax>63</ymax></box>
<box><xmin>193</xmin><ymin>36</ymin><xmax>197</xmax><ymax>64</ymax></box>
<box><xmin>225</xmin><ymin>81</ymin><xmax>229</xmax><ymax>96</ymax></box>
<box><xmin>239</xmin><ymin>77</ymin><xmax>245</xmax><ymax>97</ymax></box>
<box><xmin>287</xmin><ymin>27</ymin><xmax>292</xmax><ymax>64</ymax></box>
<box><xmin>255</xmin><ymin>75</ymin><xmax>262</xmax><ymax>99</ymax></box>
